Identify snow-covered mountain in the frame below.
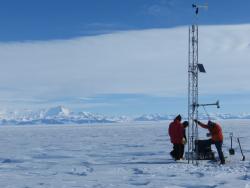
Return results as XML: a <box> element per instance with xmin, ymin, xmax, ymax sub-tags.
<box><xmin>44</xmin><ymin>106</ymin><xmax>71</xmax><ymax>117</ymax></box>
<box><xmin>0</xmin><ymin>106</ymin><xmax>250</xmax><ymax>125</ymax></box>
<box><xmin>0</xmin><ymin>106</ymin><xmax>125</xmax><ymax>125</ymax></box>
<box><xmin>134</xmin><ymin>114</ymin><xmax>176</xmax><ymax>121</ymax></box>
<box><xmin>134</xmin><ymin>113</ymin><xmax>250</xmax><ymax>121</ymax></box>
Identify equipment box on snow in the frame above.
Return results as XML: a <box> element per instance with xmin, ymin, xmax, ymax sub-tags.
<box><xmin>185</xmin><ymin>140</ymin><xmax>215</xmax><ymax>160</ymax></box>
<box><xmin>195</xmin><ymin>140</ymin><xmax>215</xmax><ymax>160</ymax></box>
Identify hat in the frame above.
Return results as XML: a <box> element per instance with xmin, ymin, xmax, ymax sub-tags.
<box><xmin>208</xmin><ymin>120</ymin><xmax>215</xmax><ymax>127</ymax></box>
<box><xmin>183</xmin><ymin>121</ymin><xmax>189</xmax><ymax>128</ymax></box>
<box><xmin>175</xmin><ymin>114</ymin><xmax>182</xmax><ymax>121</ymax></box>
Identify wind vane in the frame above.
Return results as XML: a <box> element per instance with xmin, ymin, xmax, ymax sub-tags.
<box><xmin>192</xmin><ymin>3</ymin><xmax>208</xmax><ymax>15</ymax></box>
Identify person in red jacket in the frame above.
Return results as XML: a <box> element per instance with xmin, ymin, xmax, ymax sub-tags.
<box><xmin>194</xmin><ymin>120</ymin><xmax>225</xmax><ymax>164</ymax></box>
<box><xmin>168</xmin><ymin>114</ymin><xmax>184</xmax><ymax>160</ymax></box>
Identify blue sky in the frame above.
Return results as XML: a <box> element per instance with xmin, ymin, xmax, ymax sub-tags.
<box><xmin>0</xmin><ymin>0</ymin><xmax>250</xmax><ymax>116</ymax></box>
<box><xmin>0</xmin><ymin>0</ymin><xmax>250</xmax><ymax>41</ymax></box>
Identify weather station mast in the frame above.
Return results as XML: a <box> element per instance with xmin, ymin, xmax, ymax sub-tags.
<box><xmin>187</xmin><ymin>3</ymin><xmax>220</xmax><ymax>164</ymax></box>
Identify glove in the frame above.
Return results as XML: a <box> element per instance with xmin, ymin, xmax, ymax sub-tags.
<box><xmin>194</xmin><ymin>119</ymin><xmax>201</xmax><ymax>124</ymax></box>
<box><xmin>182</xmin><ymin>138</ymin><xmax>187</xmax><ymax>144</ymax></box>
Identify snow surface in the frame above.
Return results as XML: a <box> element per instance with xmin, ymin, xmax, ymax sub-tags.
<box><xmin>0</xmin><ymin>120</ymin><xmax>249</xmax><ymax>187</ymax></box>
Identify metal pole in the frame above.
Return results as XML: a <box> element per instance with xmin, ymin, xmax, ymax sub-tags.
<box><xmin>187</xmin><ymin>24</ymin><xmax>199</xmax><ymax>164</ymax></box>
<box><xmin>195</xmin><ymin>24</ymin><xmax>199</xmax><ymax>165</ymax></box>
<box><xmin>188</xmin><ymin>26</ymin><xmax>191</xmax><ymax>164</ymax></box>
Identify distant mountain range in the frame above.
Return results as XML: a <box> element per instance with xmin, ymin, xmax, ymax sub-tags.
<box><xmin>0</xmin><ymin>106</ymin><xmax>250</xmax><ymax>125</ymax></box>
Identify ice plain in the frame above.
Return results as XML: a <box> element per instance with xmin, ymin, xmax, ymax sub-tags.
<box><xmin>0</xmin><ymin>120</ymin><xmax>249</xmax><ymax>188</ymax></box>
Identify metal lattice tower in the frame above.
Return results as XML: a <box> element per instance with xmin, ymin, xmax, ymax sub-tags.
<box><xmin>187</xmin><ymin>3</ymin><xmax>208</xmax><ymax>164</ymax></box>
<box><xmin>187</xmin><ymin>22</ymin><xmax>220</xmax><ymax>163</ymax></box>
<box><xmin>187</xmin><ymin>24</ymin><xmax>199</xmax><ymax>164</ymax></box>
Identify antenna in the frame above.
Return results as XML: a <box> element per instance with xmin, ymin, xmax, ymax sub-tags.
<box><xmin>197</xmin><ymin>100</ymin><xmax>220</xmax><ymax>109</ymax></box>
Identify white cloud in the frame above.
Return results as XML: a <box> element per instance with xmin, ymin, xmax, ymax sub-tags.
<box><xmin>0</xmin><ymin>24</ymin><xmax>250</xmax><ymax>105</ymax></box>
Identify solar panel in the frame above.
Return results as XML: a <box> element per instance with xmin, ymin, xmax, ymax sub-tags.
<box><xmin>197</xmin><ymin>63</ymin><xmax>206</xmax><ymax>73</ymax></box>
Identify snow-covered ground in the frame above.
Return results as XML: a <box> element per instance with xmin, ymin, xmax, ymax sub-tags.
<box><xmin>0</xmin><ymin>120</ymin><xmax>249</xmax><ymax>188</ymax></box>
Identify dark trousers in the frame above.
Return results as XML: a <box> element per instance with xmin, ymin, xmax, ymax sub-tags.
<box><xmin>213</xmin><ymin>140</ymin><xmax>225</xmax><ymax>164</ymax></box>
<box><xmin>207</xmin><ymin>139</ymin><xmax>225</xmax><ymax>163</ymax></box>
<box><xmin>180</xmin><ymin>144</ymin><xmax>185</xmax><ymax>159</ymax></box>
<box><xmin>170</xmin><ymin>144</ymin><xmax>184</xmax><ymax>160</ymax></box>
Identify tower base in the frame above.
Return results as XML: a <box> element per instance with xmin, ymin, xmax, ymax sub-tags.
<box><xmin>186</xmin><ymin>139</ymin><xmax>216</xmax><ymax>160</ymax></box>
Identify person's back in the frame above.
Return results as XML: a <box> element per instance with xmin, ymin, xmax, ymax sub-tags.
<box><xmin>168</xmin><ymin>119</ymin><xmax>184</xmax><ymax>144</ymax></box>
<box><xmin>210</xmin><ymin>123</ymin><xmax>223</xmax><ymax>142</ymax></box>
<box><xmin>168</xmin><ymin>115</ymin><xmax>184</xmax><ymax>160</ymax></box>
<box><xmin>198</xmin><ymin>121</ymin><xmax>223</xmax><ymax>142</ymax></box>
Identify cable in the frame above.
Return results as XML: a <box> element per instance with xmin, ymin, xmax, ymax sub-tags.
<box><xmin>202</xmin><ymin>106</ymin><xmax>211</xmax><ymax>120</ymax></box>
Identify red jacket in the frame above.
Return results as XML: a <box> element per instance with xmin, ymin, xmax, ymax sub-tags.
<box><xmin>199</xmin><ymin>122</ymin><xmax>223</xmax><ymax>142</ymax></box>
<box><xmin>168</xmin><ymin>119</ymin><xmax>184</xmax><ymax>144</ymax></box>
